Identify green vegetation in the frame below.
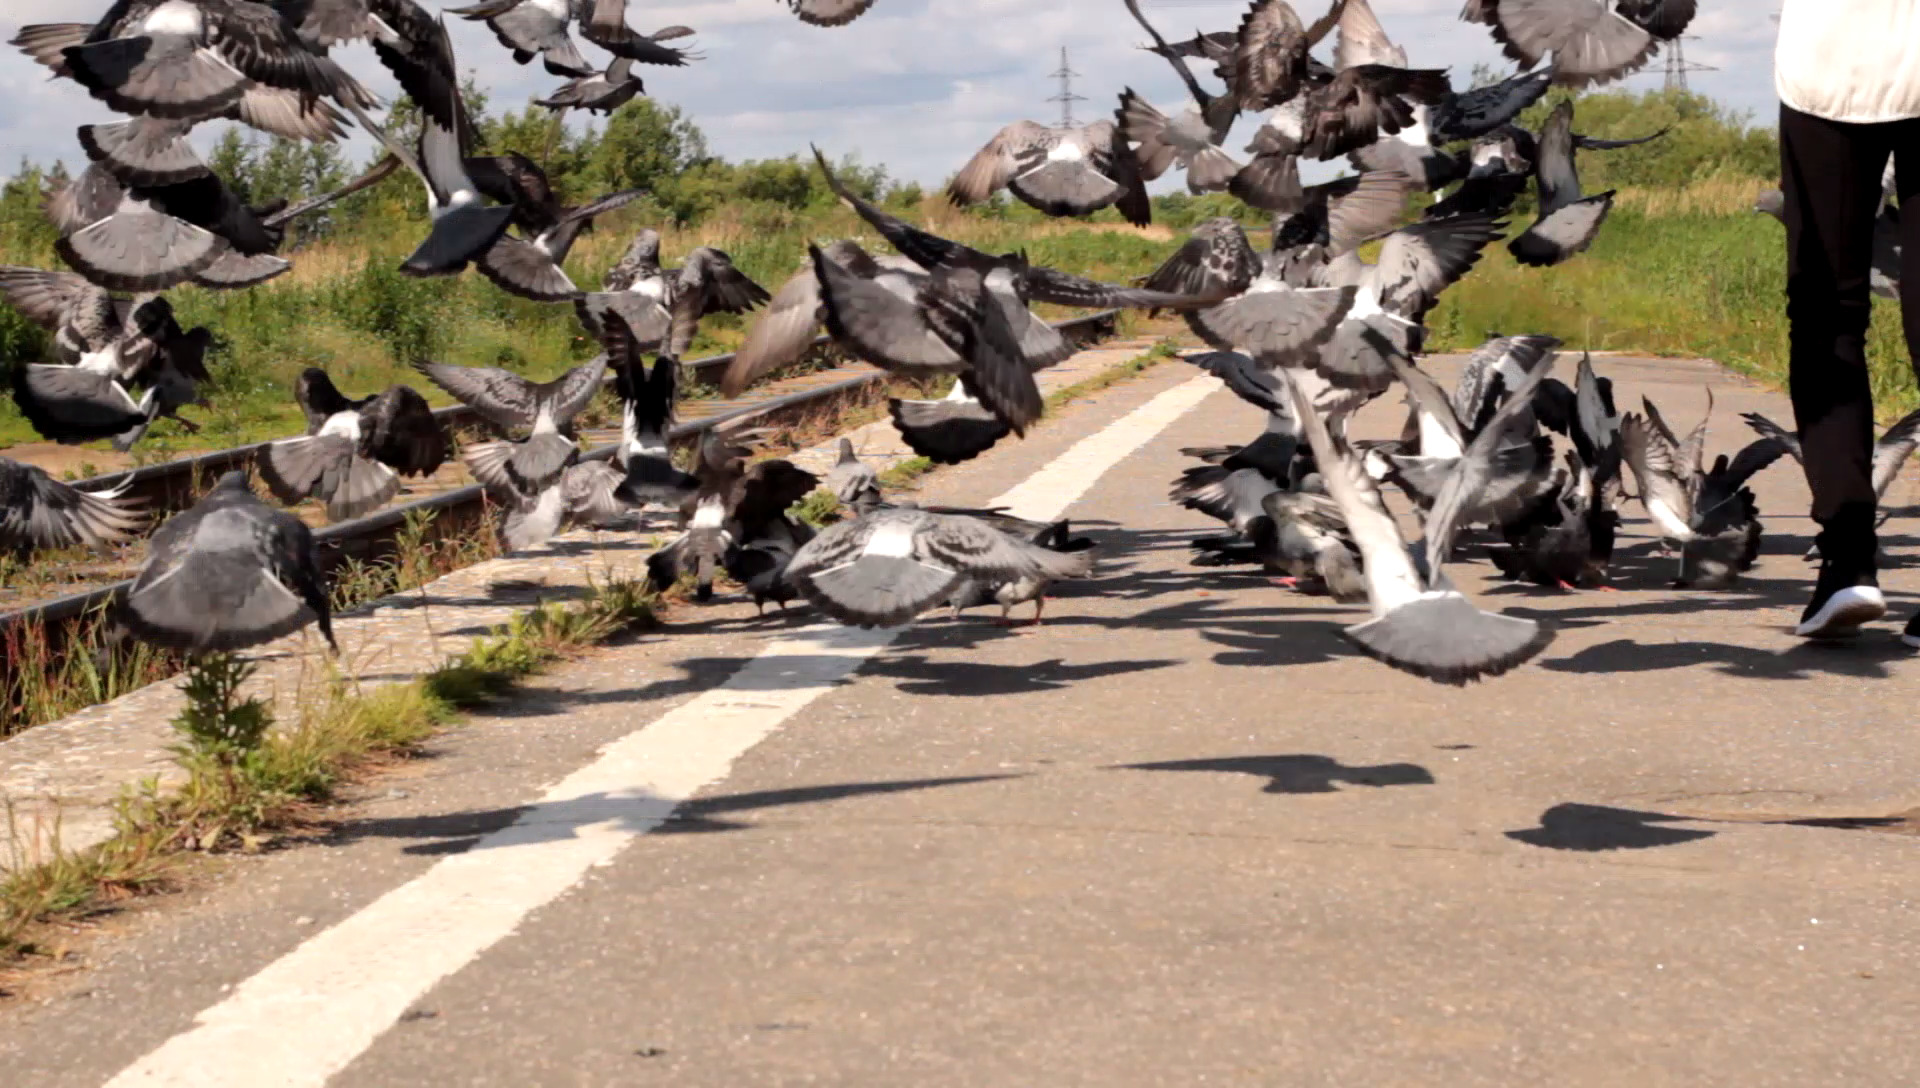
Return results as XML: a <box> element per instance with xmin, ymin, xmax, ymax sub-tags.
<box><xmin>2</xmin><ymin>605</ymin><xmax>181</xmax><ymax>740</ymax></box>
<box><xmin>0</xmin><ymin>576</ymin><xmax>654</xmax><ymax>962</ymax></box>
<box><xmin>789</xmin><ymin>488</ymin><xmax>846</xmax><ymax>529</ymax></box>
<box><xmin>1430</xmin><ymin>191</ymin><xmax>1917</xmax><ymax>418</ymax></box>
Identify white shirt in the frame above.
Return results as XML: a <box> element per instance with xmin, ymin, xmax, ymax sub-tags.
<box><xmin>1776</xmin><ymin>0</ymin><xmax>1920</xmax><ymax>123</ymax></box>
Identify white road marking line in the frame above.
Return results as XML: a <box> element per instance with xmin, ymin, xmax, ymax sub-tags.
<box><xmin>104</xmin><ymin>375</ymin><xmax>1216</xmax><ymax>1088</ymax></box>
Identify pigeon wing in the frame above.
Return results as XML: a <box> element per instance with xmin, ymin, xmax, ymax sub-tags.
<box><xmin>722</xmin><ymin>259</ymin><xmax>826</xmax><ymax>397</ymax></box>
<box><xmin>813</xmin><ymin>146</ymin><xmax>978</xmax><ymax>270</ymax></box>
<box><xmin>948</xmin><ymin>121</ymin><xmax>1053</xmax><ymax>205</ymax></box>
<box><xmin>678</xmin><ymin>247</ymin><xmax>771</xmax><ymax>319</ymax></box>
<box><xmin>412</xmin><ymin>360</ymin><xmax>539</xmax><ymax>430</ymax></box>
<box><xmin>1872</xmin><ymin>406</ymin><xmax>1920</xmax><ymax>497</ymax></box>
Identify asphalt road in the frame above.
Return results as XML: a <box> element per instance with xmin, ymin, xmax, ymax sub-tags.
<box><xmin>5</xmin><ymin>352</ymin><xmax>1919</xmax><ymax>1086</ymax></box>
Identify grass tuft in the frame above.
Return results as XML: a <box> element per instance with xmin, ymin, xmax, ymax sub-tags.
<box><xmin>876</xmin><ymin>456</ymin><xmax>935</xmax><ymax>490</ymax></box>
<box><xmin>789</xmin><ymin>489</ymin><xmax>844</xmax><ymax>528</ymax></box>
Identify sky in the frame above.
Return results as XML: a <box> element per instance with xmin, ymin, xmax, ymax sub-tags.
<box><xmin>0</xmin><ymin>1</ymin><xmax>1780</xmax><ymax>189</ymax></box>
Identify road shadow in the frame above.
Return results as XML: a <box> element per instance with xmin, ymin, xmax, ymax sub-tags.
<box><xmin>859</xmin><ymin>653</ymin><xmax>1179</xmax><ymax>696</ymax></box>
<box><xmin>1541</xmin><ymin>636</ymin><xmax>1913</xmax><ymax>680</ymax></box>
<box><xmin>1114</xmin><ymin>754</ymin><xmax>1435</xmax><ymax>794</ymax></box>
<box><xmin>1505</xmin><ymin>803</ymin><xmax>1717</xmax><ymax>851</ymax></box>
<box><xmin>1507</xmin><ymin>801</ymin><xmax>1913</xmax><ymax>851</ymax></box>
<box><xmin>328</xmin><ymin>774</ymin><xmax>1023</xmax><ymax>855</ymax></box>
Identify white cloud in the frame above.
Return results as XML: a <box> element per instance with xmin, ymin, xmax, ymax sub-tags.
<box><xmin>0</xmin><ymin>1</ymin><xmax>1780</xmax><ymax>187</ymax></box>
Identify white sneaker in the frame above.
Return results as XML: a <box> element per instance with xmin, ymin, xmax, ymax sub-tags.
<box><xmin>1795</xmin><ymin>585</ymin><xmax>1887</xmax><ymax>639</ymax></box>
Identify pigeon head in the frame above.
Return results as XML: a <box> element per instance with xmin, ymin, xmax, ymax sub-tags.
<box><xmin>628</xmin><ymin>228</ymin><xmax>662</xmax><ymax>263</ymax></box>
<box><xmin>212</xmin><ymin>470</ymin><xmax>253</xmax><ymax>494</ymax></box>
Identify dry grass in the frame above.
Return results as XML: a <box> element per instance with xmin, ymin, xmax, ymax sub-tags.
<box><xmin>1612</xmin><ymin>172</ymin><xmax>1772</xmax><ymax>218</ymax></box>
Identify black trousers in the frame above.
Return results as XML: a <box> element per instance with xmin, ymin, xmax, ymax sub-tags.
<box><xmin>1780</xmin><ymin>105</ymin><xmax>1920</xmax><ymax>570</ymax></box>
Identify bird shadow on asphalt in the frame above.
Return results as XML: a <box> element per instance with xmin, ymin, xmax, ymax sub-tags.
<box><xmin>1112</xmin><ymin>755</ymin><xmax>1435</xmax><ymax>794</ymax></box>
<box><xmin>855</xmin><ymin>653</ymin><xmax>1180</xmax><ymax>696</ymax></box>
<box><xmin>457</xmin><ymin>648</ymin><xmax>881</xmax><ymax>717</ymax></box>
<box><xmin>1537</xmin><ymin>635</ymin><xmax>1914</xmax><ymax>680</ymax></box>
<box><xmin>352</xmin><ymin>582</ymin><xmax>597</xmax><ymax>619</ymax></box>
<box><xmin>1504</xmin><ymin>802</ymin><xmax>1909</xmax><ymax>851</ymax></box>
<box><xmin>323</xmin><ymin>775</ymin><xmax>1025</xmax><ymax>855</ymax></box>
<box><xmin>1505</xmin><ymin>803</ymin><xmax>1719</xmax><ymax>850</ymax></box>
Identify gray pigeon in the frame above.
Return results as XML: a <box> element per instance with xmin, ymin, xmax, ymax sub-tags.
<box><xmin>786</xmin><ymin>0</ymin><xmax>878</xmax><ymax>26</ymax></box>
<box><xmin>945</xmin><ymin>512</ymin><xmax>1097</xmax><ymax>625</ymax></box>
<box><xmin>1289</xmin><ymin>353</ymin><xmax>1555</xmax><ymax>685</ymax></box>
<box><xmin>471</xmin><ymin>164</ymin><xmax>646</xmax><ymax>303</ymax></box>
<box><xmin>826</xmin><ymin>438</ymin><xmax>882</xmax><ymax>512</ymax></box>
<box><xmin>347</xmin><ymin>18</ymin><xmax>518</xmax><ymax>280</ymax></box>
<box><xmin>812</xmin><ymin>147</ymin><xmax>1219</xmax><ymax>432</ymax></box>
<box><xmin>1509</xmin><ymin>100</ymin><xmax>1615</xmax><ymax>267</ymax></box>
<box><xmin>1485</xmin><ymin>0</ymin><xmax>1679</xmax><ymax>89</ymax></box>
<box><xmin>39</xmin><ymin>0</ymin><xmax>374</xmax><ymax>127</ymax></box>
<box><xmin>535</xmin><ymin>56</ymin><xmax>645</xmax><ymax>114</ymax></box>
<box><xmin>121</xmin><ymin>472</ymin><xmax>336</xmax><ymax>654</ymax></box>
<box><xmin>646</xmin><ymin>430</ymin><xmax>817</xmax><ymax>604</ymax></box>
<box><xmin>886</xmin><ymin>382</ymin><xmax>1016</xmax><ymax>466</ymax></box>
<box><xmin>1621</xmin><ymin>393</ymin><xmax>1789</xmax><ymax>588</ymax></box>
<box><xmin>500</xmin><ymin>461</ymin><xmax>641</xmax><ymax>552</ymax></box>
<box><xmin>578</xmin><ymin>0</ymin><xmax>700</xmax><ymax>65</ymax></box>
<box><xmin>600</xmin><ymin>311</ymin><xmax>699</xmax><ymax>509</ymax></box>
<box><xmin>257</xmin><ymin>369</ymin><xmax>449</xmax><ymax>522</ymax></box>
<box><xmin>1382</xmin><ymin>345</ymin><xmax>1558</xmax><ymax>533</ymax></box>
<box><xmin>1142</xmin><ymin>218</ymin><xmax>1358</xmax><ymax>369</ymax></box>
<box><xmin>1449</xmin><ymin>334</ymin><xmax>1565</xmax><ymax>435</ymax></box>
<box><xmin>1259</xmin><ymin>489</ymin><xmax>1367</xmax><ymax>601</ymax></box>
<box><xmin>581</xmin><ymin>228</ymin><xmax>769</xmax><ymax>355</ymax></box>
<box><xmin>447</xmin><ymin>0</ymin><xmax>595</xmax><ymax>76</ymax></box>
<box><xmin>1312</xmin><ymin>212</ymin><xmax>1508</xmax><ymax>391</ymax></box>
<box><xmin>722</xmin><ymin>461</ymin><xmax>821</xmax><ymax>615</ymax></box>
<box><xmin>721</xmin><ymin>240</ymin><xmax>924</xmax><ymax>398</ymax></box>
<box><xmin>947</xmin><ymin>120</ymin><xmax>1150</xmax><ymax>225</ymax></box>
<box><xmin>787</xmin><ymin>506</ymin><xmax>1094</xmax><ymax>629</ymax></box>
<box><xmin>0</xmin><ymin>267</ymin><xmax>169</xmax><ymax>365</ymax></box>
<box><xmin>10</xmin><ymin>346</ymin><xmax>161</xmax><ymax>448</ymax></box>
<box><xmin>416</xmin><ymin>355</ymin><xmax>608</xmax><ymax>495</ymax></box>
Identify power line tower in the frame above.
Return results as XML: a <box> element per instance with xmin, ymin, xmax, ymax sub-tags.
<box><xmin>1663</xmin><ymin>36</ymin><xmax>1716</xmax><ymax>93</ymax></box>
<box><xmin>1047</xmin><ymin>46</ymin><xmax>1086</xmax><ymax>127</ymax></box>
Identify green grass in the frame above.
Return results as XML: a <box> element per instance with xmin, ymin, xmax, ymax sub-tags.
<box><xmin>1428</xmin><ymin>201</ymin><xmax>1917</xmax><ymax>420</ymax></box>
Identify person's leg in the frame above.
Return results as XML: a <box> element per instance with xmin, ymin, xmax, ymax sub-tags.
<box><xmin>1889</xmin><ymin>121</ymin><xmax>1920</xmax><ymax>645</ymax></box>
<box><xmin>1781</xmin><ymin>105</ymin><xmax>1893</xmax><ymax>636</ymax></box>
<box><xmin>1895</xmin><ymin>120</ymin><xmax>1920</xmax><ymax>383</ymax></box>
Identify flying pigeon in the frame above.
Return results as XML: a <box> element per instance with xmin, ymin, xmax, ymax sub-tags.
<box><xmin>257</xmin><ymin>369</ymin><xmax>450</xmax><ymax>521</ymax></box>
<box><xmin>121</xmin><ymin>471</ymin><xmax>336</xmax><ymax>654</ymax></box>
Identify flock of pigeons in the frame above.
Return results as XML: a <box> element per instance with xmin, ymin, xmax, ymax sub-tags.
<box><xmin>3</xmin><ymin>0</ymin><xmax>1876</xmax><ymax>690</ymax></box>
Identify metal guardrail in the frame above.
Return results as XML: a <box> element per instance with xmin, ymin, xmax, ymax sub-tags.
<box><xmin>0</xmin><ymin>309</ymin><xmax>1123</xmax><ymax>642</ymax></box>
